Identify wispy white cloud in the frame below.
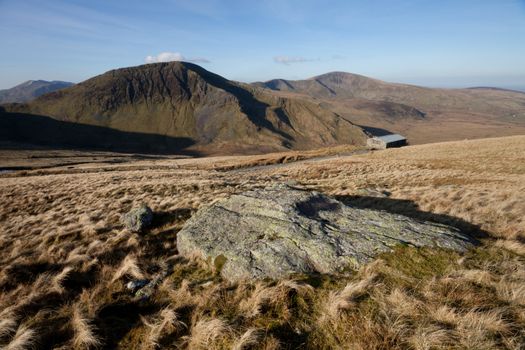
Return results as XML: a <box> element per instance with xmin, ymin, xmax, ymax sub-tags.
<box><xmin>0</xmin><ymin>0</ymin><xmax>143</xmax><ymax>45</ymax></box>
<box><xmin>144</xmin><ymin>52</ymin><xmax>210</xmax><ymax>64</ymax></box>
<box><xmin>273</xmin><ymin>56</ymin><xmax>316</xmax><ymax>65</ymax></box>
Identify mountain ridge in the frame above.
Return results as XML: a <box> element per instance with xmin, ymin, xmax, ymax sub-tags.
<box><xmin>1</xmin><ymin>62</ymin><xmax>366</xmax><ymax>154</ymax></box>
<box><xmin>256</xmin><ymin>71</ymin><xmax>525</xmax><ymax>95</ymax></box>
<box><xmin>0</xmin><ymin>80</ymin><xmax>74</xmax><ymax>104</ymax></box>
<box><xmin>253</xmin><ymin>71</ymin><xmax>525</xmax><ymax>144</ymax></box>
<box><xmin>2</xmin><ymin>63</ymin><xmax>525</xmax><ymax>154</ymax></box>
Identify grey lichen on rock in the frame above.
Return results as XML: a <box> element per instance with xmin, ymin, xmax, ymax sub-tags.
<box><xmin>121</xmin><ymin>204</ymin><xmax>153</xmax><ymax>233</ymax></box>
<box><xmin>176</xmin><ymin>185</ymin><xmax>475</xmax><ymax>281</ymax></box>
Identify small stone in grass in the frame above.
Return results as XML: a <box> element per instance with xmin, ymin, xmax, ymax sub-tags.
<box><xmin>121</xmin><ymin>204</ymin><xmax>153</xmax><ymax>233</ymax></box>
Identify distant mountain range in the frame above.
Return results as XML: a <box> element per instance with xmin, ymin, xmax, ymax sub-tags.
<box><xmin>0</xmin><ymin>80</ymin><xmax>74</xmax><ymax>103</ymax></box>
<box><xmin>1</xmin><ymin>63</ymin><xmax>524</xmax><ymax>154</ymax></box>
<box><xmin>254</xmin><ymin>72</ymin><xmax>525</xmax><ymax>117</ymax></box>
<box><xmin>467</xmin><ymin>86</ymin><xmax>525</xmax><ymax>94</ymax></box>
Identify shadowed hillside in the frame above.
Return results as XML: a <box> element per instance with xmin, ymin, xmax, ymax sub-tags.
<box><xmin>0</xmin><ymin>108</ymin><xmax>198</xmax><ymax>155</ymax></box>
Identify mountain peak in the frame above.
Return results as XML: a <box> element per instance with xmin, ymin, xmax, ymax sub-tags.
<box><xmin>310</xmin><ymin>71</ymin><xmax>384</xmax><ymax>86</ymax></box>
<box><xmin>0</xmin><ymin>80</ymin><xmax>74</xmax><ymax>104</ymax></box>
<box><xmin>311</xmin><ymin>71</ymin><xmax>367</xmax><ymax>79</ymax></box>
<box><xmin>253</xmin><ymin>71</ymin><xmax>385</xmax><ymax>98</ymax></box>
<box><xmin>107</xmin><ymin>61</ymin><xmax>209</xmax><ymax>77</ymax></box>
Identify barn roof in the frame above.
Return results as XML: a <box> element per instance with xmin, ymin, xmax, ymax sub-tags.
<box><xmin>376</xmin><ymin>134</ymin><xmax>406</xmax><ymax>143</ymax></box>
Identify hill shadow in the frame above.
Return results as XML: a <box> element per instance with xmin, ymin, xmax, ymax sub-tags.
<box><xmin>0</xmin><ymin>108</ymin><xmax>200</xmax><ymax>155</ymax></box>
<box><xmin>334</xmin><ymin>194</ymin><xmax>488</xmax><ymax>241</ymax></box>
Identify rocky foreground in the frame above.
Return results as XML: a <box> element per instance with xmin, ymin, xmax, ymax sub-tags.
<box><xmin>177</xmin><ymin>185</ymin><xmax>475</xmax><ymax>280</ymax></box>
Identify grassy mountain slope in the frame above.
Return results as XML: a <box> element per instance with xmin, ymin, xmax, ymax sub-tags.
<box><xmin>1</xmin><ymin>63</ymin><xmax>366</xmax><ymax>154</ymax></box>
<box><xmin>255</xmin><ymin>72</ymin><xmax>525</xmax><ymax>144</ymax></box>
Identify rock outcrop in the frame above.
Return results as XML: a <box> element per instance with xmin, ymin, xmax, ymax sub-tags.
<box><xmin>121</xmin><ymin>204</ymin><xmax>153</xmax><ymax>233</ymax></box>
<box><xmin>176</xmin><ymin>185</ymin><xmax>475</xmax><ymax>281</ymax></box>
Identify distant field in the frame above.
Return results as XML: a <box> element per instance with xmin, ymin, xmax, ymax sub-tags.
<box><xmin>0</xmin><ymin>143</ymin><xmax>365</xmax><ymax>172</ymax></box>
<box><xmin>0</xmin><ymin>148</ymin><xmax>179</xmax><ymax>170</ymax></box>
<box><xmin>0</xmin><ymin>136</ymin><xmax>524</xmax><ymax>349</ymax></box>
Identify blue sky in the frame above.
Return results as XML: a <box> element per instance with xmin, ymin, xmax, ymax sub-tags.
<box><xmin>0</xmin><ymin>0</ymin><xmax>524</xmax><ymax>89</ymax></box>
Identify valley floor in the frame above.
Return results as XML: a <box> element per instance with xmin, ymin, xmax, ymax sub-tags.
<box><xmin>0</xmin><ymin>136</ymin><xmax>524</xmax><ymax>349</ymax></box>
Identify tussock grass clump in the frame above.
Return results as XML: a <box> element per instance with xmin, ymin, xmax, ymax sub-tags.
<box><xmin>71</xmin><ymin>305</ymin><xmax>100</xmax><ymax>349</ymax></box>
<box><xmin>4</xmin><ymin>325</ymin><xmax>36</xmax><ymax>350</ymax></box>
<box><xmin>231</xmin><ymin>328</ymin><xmax>263</xmax><ymax>350</ymax></box>
<box><xmin>111</xmin><ymin>255</ymin><xmax>145</xmax><ymax>282</ymax></box>
<box><xmin>320</xmin><ymin>272</ymin><xmax>378</xmax><ymax>321</ymax></box>
<box><xmin>142</xmin><ymin>307</ymin><xmax>184</xmax><ymax>349</ymax></box>
<box><xmin>51</xmin><ymin>266</ymin><xmax>74</xmax><ymax>294</ymax></box>
<box><xmin>0</xmin><ymin>312</ymin><xmax>18</xmax><ymax>340</ymax></box>
<box><xmin>239</xmin><ymin>280</ymin><xmax>314</xmax><ymax>319</ymax></box>
<box><xmin>185</xmin><ymin>318</ymin><xmax>231</xmax><ymax>350</ymax></box>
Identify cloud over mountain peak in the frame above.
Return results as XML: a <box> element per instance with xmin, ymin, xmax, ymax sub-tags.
<box><xmin>145</xmin><ymin>52</ymin><xmax>210</xmax><ymax>64</ymax></box>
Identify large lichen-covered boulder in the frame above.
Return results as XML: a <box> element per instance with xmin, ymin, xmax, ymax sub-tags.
<box><xmin>121</xmin><ymin>204</ymin><xmax>153</xmax><ymax>233</ymax></box>
<box><xmin>176</xmin><ymin>185</ymin><xmax>475</xmax><ymax>281</ymax></box>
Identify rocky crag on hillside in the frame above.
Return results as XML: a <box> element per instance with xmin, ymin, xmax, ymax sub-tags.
<box><xmin>177</xmin><ymin>185</ymin><xmax>475</xmax><ymax>281</ymax></box>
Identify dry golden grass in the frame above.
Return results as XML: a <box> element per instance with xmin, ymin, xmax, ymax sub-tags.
<box><xmin>184</xmin><ymin>318</ymin><xmax>231</xmax><ymax>350</ymax></box>
<box><xmin>71</xmin><ymin>305</ymin><xmax>101</xmax><ymax>349</ymax></box>
<box><xmin>232</xmin><ymin>328</ymin><xmax>263</xmax><ymax>350</ymax></box>
<box><xmin>0</xmin><ymin>135</ymin><xmax>524</xmax><ymax>349</ymax></box>
<box><xmin>142</xmin><ymin>307</ymin><xmax>183</xmax><ymax>349</ymax></box>
<box><xmin>4</xmin><ymin>325</ymin><xmax>36</xmax><ymax>350</ymax></box>
<box><xmin>320</xmin><ymin>271</ymin><xmax>378</xmax><ymax>321</ymax></box>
